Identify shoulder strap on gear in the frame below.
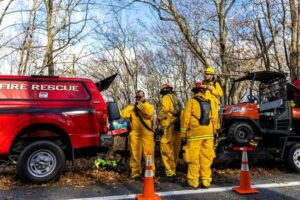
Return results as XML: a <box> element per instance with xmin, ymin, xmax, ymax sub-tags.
<box><xmin>194</xmin><ymin>96</ymin><xmax>210</xmax><ymax>104</ymax></box>
<box><xmin>134</xmin><ymin>104</ymin><xmax>153</xmax><ymax>132</ymax></box>
<box><xmin>167</xmin><ymin>94</ymin><xmax>182</xmax><ymax>117</ymax></box>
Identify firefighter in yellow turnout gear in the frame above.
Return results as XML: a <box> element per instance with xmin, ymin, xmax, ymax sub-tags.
<box><xmin>203</xmin><ymin>67</ymin><xmax>223</xmax><ymax>133</ymax></box>
<box><xmin>121</xmin><ymin>90</ymin><xmax>155</xmax><ymax>179</ymax></box>
<box><xmin>158</xmin><ymin>84</ymin><xmax>182</xmax><ymax>179</ymax></box>
<box><xmin>181</xmin><ymin>82</ymin><xmax>215</xmax><ymax>188</ymax></box>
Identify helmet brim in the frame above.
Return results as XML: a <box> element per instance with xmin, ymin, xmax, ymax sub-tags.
<box><xmin>192</xmin><ymin>87</ymin><xmax>206</xmax><ymax>93</ymax></box>
<box><xmin>161</xmin><ymin>86</ymin><xmax>173</xmax><ymax>90</ymax></box>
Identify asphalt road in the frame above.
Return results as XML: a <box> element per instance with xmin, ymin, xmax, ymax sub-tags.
<box><xmin>1</xmin><ymin>172</ymin><xmax>299</xmax><ymax>200</ymax></box>
<box><xmin>162</xmin><ymin>186</ymin><xmax>300</xmax><ymax>200</ymax></box>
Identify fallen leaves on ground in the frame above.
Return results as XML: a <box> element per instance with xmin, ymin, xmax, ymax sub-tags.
<box><xmin>0</xmin><ymin>156</ymin><xmax>289</xmax><ymax>191</ymax></box>
<box><xmin>0</xmin><ymin>157</ymin><xmax>130</xmax><ymax>190</ymax></box>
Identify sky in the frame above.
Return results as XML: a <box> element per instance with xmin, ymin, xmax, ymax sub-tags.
<box><xmin>0</xmin><ymin>0</ymin><xmax>263</xmax><ymax>76</ymax></box>
<box><xmin>0</xmin><ymin>0</ymin><xmax>157</xmax><ymax>75</ymax></box>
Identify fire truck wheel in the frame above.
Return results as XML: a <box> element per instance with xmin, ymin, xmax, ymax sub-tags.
<box><xmin>228</xmin><ymin>122</ymin><xmax>254</xmax><ymax>145</ymax></box>
<box><xmin>288</xmin><ymin>143</ymin><xmax>300</xmax><ymax>173</ymax></box>
<box><xmin>16</xmin><ymin>140</ymin><xmax>66</xmax><ymax>183</ymax></box>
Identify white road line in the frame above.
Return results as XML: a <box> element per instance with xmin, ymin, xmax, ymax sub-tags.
<box><xmin>69</xmin><ymin>181</ymin><xmax>300</xmax><ymax>200</ymax></box>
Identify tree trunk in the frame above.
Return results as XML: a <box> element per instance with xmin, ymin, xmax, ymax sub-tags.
<box><xmin>281</xmin><ymin>0</ymin><xmax>290</xmax><ymax>68</ymax></box>
<box><xmin>290</xmin><ymin>0</ymin><xmax>298</xmax><ymax>80</ymax></box>
<box><xmin>219</xmin><ymin>15</ymin><xmax>230</xmax><ymax>104</ymax></box>
<box><xmin>265</xmin><ymin>0</ymin><xmax>283</xmax><ymax>71</ymax></box>
<box><xmin>18</xmin><ymin>0</ymin><xmax>37</xmax><ymax>75</ymax></box>
<box><xmin>0</xmin><ymin>0</ymin><xmax>14</xmax><ymax>26</ymax></box>
<box><xmin>42</xmin><ymin>0</ymin><xmax>55</xmax><ymax>76</ymax></box>
<box><xmin>216</xmin><ymin>1</ymin><xmax>234</xmax><ymax>105</ymax></box>
<box><xmin>258</xmin><ymin>20</ymin><xmax>271</xmax><ymax>70</ymax></box>
<box><xmin>44</xmin><ymin>37</ymin><xmax>54</xmax><ymax>75</ymax></box>
<box><xmin>296</xmin><ymin>0</ymin><xmax>300</xmax><ymax>79</ymax></box>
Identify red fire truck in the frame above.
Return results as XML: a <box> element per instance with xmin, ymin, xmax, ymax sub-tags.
<box><xmin>0</xmin><ymin>74</ymin><xmax>120</xmax><ymax>183</ymax></box>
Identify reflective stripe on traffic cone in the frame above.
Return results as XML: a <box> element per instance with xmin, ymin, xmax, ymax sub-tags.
<box><xmin>233</xmin><ymin>147</ymin><xmax>259</xmax><ymax>195</ymax></box>
<box><xmin>137</xmin><ymin>152</ymin><xmax>160</xmax><ymax>200</ymax></box>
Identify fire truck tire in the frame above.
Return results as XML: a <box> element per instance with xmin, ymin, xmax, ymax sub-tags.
<box><xmin>16</xmin><ymin>140</ymin><xmax>66</xmax><ymax>183</ymax></box>
<box><xmin>228</xmin><ymin>122</ymin><xmax>254</xmax><ymax>145</ymax></box>
<box><xmin>287</xmin><ymin>143</ymin><xmax>300</xmax><ymax>173</ymax></box>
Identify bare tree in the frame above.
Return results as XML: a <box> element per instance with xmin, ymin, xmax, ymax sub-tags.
<box><xmin>132</xmin><ymin>0</ymin><xmax>211</xmax><ymax>67</ymax></box>
<box><xmin>17</xmin><ymin>0</ymin><xmax>38</xmax><ymax>75</ymax></box>
<box><xmin>0</xmin><ymin>0</ymin><xmax>14</xmax><ymax>26</ymax></box>
<box><xmin>212</xmin><ymin>0</ymin><xmax>236</xmax><ymax>103</ymax></box>
<box><xmin>254</xmin><ymin>19</ymin><xmax>271</xmax><ymax>70</ymax></box>
<box><xmin>40</xmin><ymin>0</ymin><xmax>91</xmax><ymax>75</ymax></box>
<box><xmin>264</xmin><ymin>0</ymin><xmax>283</xmax><ymax>71</ymax></box>
<box><xmin>90</xmin><ymin>14</ymin><xmax>147</xmax><ymax>105</ymax></box>
<box><xmin>289</xmin><ymin>0</ymin><xmax>300</xmax><ymax>80</ymax></box>
<box><xmin>130</xmin><ymin>0</ymin><xmax>238</xmax><ymax>103</ymax></box>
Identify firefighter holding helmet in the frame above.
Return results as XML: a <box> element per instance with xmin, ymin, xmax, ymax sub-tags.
<box><xmin>203</xmin><ymin>67</ymin><xmax>223</xmax><ymax>134</ymax></box>
<box><xmin>157</xmin><ymin>83</ymin><xmax>182</xmax><ymax>180</ymax></box>
<box><xmin>121</xmin><ymin>90</ymin><xmax>155</xmax><ymax>179</ymax></box>
<box><xmin>181</xmin><ymin>82</ymin><xmax>215</xmax><ymax>188</ymax></box>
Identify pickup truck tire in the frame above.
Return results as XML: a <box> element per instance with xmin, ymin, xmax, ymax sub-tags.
<box><xmin>287</xmin><ymin>143</ymin><xmax>300</xmax><ymax>173</ymax></box>
<box><xmin>228</xmin><ymin>122</ymin><xmax>254</xmax><ymax>145</ymax></box>
<box><xmin>16</xmin><ymin>140</ymin><xmax>66</xmax><ymax>183</ymax></box>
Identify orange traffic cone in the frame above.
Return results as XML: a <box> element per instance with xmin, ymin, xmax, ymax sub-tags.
<box><xmin>233</xmin><ymin>147</ymin><xmax>259</xmax><ymax>195</ymax></box>
<box><xmin>136</xmin><ymin>152</ymin><xmax>160</xmax><ymax>200</ymax></box>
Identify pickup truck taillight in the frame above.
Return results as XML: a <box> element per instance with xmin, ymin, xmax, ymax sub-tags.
<box><xmin>96</xmin><ymin>110</ymin><xmax>108</xmax><ymax>133</ymax></box>
<box><xmin>102</xmin><ymin>113</ymin><xmax>108</xmax><ymax>133</ymax></box>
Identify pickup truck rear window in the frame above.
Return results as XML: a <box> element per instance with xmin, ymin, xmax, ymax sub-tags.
<box><xmin>0</xmin><ymin>80</ymin><xmax>90</xmax><ymax>101</ymax></box>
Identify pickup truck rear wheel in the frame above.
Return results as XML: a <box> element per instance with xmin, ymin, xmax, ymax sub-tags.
<box><xmin>17</xmin><ymin>140</ymin><xmax>65</xmax><ymax>183</ymax></box>
<box><xmin>228</xmin><ymin>122</ymin><xmax>254</xmax><ymax>145</ymax></box>
<box><xmin>287</xmin><ymin>143</ymin><xmax>300</xmax><ymax>173</ymax></box>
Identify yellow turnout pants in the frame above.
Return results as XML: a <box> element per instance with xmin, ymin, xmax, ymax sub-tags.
<box><xmin>129</xmin><ymin>130</ymin><xmax>155</xmax><ymax>177</ymax></box>
<box><xmin>160</xmin><ymin>125</ymin><xmax>181</xmax><ymax>176</ymax></box>
<box><xmin>183</xmin><ymin>139</ymin><xmax>215</xmax><ymax>188</ymax></box>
